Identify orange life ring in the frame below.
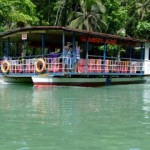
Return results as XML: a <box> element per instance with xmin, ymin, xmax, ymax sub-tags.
<box><xmin>35</xmin><ymin>58</ymin><xmax>46</xmax><ymax>73</ymax></box>
<box><xmin>1</xmin><ymin>60</ymin><xmax>10</xmax><ymax>73</ymax></box>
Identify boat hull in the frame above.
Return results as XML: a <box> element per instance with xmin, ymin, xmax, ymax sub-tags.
<box><xmin>0</xmin><ymin>76</ymin><xmax>32</xmax><ymax>83</ymax></box>
<box><xmin>32</xmin><ymin>76</ymin><xmax>145</xmax><ymax>87</ymax></box>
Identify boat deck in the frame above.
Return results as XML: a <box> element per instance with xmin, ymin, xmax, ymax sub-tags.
<box><xmin>0</xmin><ymin>57</ymin><xmax>144</xmax><ymax>78</ymax></box>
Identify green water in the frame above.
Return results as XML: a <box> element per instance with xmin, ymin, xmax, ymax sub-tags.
<box><xmin>0</xmin><ymin>83</ymin><xmax>150</xmax><ymax>150</ymax></box>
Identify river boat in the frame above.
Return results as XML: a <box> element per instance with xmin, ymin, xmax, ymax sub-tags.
<box><xmin>0</xmin><ymin>26</ymin><xmax>148</xmax><ymax>87</ymax></box>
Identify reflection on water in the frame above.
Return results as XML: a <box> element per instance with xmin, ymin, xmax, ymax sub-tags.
<box><xmin>142</xmin><ymin>84</ymin><xmax>150</xmax><ymax>119</ymax></box>
<box><xmin>0</xmin><ymin>83</ymin><xmax>150</xmax><ymax>150</ymax></box>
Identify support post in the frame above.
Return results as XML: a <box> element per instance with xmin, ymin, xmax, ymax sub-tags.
<box><xmin>140</xmin><ymin>42</ymin><xmax>143</xmax><ymax>74</ymax></box>
<box><xmin>117</xmin><ymin>44</ymin><xmax>120</xmax><ymax>61</ymax></box>
<box><xmin>140</xmin><ymin>43</ymin><xmax>143</xmax><ymax>60</ymax></box>
<box><xmin>72</xmin><ymin>32</ymin><xmax>75</xmax><ymax>72</ymax></box>
<box><xmin>2</xmin><ymin>42</ymin><xmax>4</xmax><ymax>57</ymax></box>
<box><xmin>103</xmin><ymin>41</ymin><xmax>106</xmax><ymax>73</ymax></box>
<box><xmin>6</xmin><ymin>37</ymin><xmax>10</xmax><ymax>58</ymax></box>
<box><xmin>106</xmin><ymin>76</ymin><xmax>111</xmax><ymax>86</ymax></box>
<box><xmin>103</xmin><ymin>41</ymin><xmax>106</xmax><ymax>61</ymax></box>
<box><xmin>23</xmin><ymin>40</ymin><xmax>27</xmax><ymax>56</ymax></box>
<box><xmin>129</xmin><ymin>42</ymin><xmax>132</xmax><ymax>61</ymax></box>
<box><xmin>41</xmin><ymin>33</ymin><xmax>45</xmax><ymax>56</ymax></box>
<box><xmin>62</xmin><ymin>30</ymin><xmax>65</xmax><ymax>72</ymax></box>
<box><xmin>144</xmin><ymin>42</ymin><xmax>150</xmax><ymax>75</ymax></box>
<box><xmin>129</xmin><ymin>42</ymin><xmax>132</xmax><ymax>74</ymax></box>
<box><xmin>85</xmin><ymin>34</ymin><xmax>88</xmax><ymax>73</ymax></box>
<box><xmin>144</xmin><ymin>42</ymin><xmax>149</xmax><ymax>60</ymax></box>
<box><xmin>16</xmin><ymin>43</ymin><xmax>18</xmax><ymax>57</ymax></box>
<box><xmin>62</xmin><ymin>30</ymin><xmax>65</xmax><ymax>54</ymax></box>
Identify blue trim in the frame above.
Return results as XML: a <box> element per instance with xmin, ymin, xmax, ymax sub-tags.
<box><xmin>2</xmin><ymin>72</ymin><xmax>144</xmax><ymax>77</ymax></box>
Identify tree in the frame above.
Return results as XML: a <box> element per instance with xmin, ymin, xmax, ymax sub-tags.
<box><xmin>68</xmin><ymin>0</ymin><xmax>108</xmax><ymax>32</ymax></box>
<box><xmin>136</xmin><ymin>0</ymin><xmax>150</xmax><ymax>20</ymax></box>
<box><xmin>123</xmin><ymin>0</ymin><xmax>150</xmax><ymax>39</ymax></box>
<box><xmin>54</xmin><ymin>0</ymin><xmax>79</xmax><ymax>26</ymax></box>
<box><xmin>32</xmin><ymin>0</ymin><xmax>56</xmax><ymax>25</ymax></box>
<box><xmin>54</xmin><ymin>0</ymin><xmax>66</xmax><ymax>26</ymax></box>
<box><xmin>136</xmin><ymin>21</ymin><xmax>150</xmax><ymax>39</ymax></box>
<box><xmin>0</xmin><ymin>0</ymin><xmax>38</xmax><ymax>31</ymax></box>
<box><xmin>103</xmin><ymin>0</ymin><xmax>128</xmax><ymax>35</ymax></box>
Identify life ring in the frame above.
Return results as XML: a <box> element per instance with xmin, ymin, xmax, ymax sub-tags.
<box><xmin>35</xmin><ymin>58</ymin><xmax>46</xmax><ymax>73</ymax></box>
<box><xmin>1</xmin><ymin>60</ymin><xmax>10</xmax><ymax>73</ymax></box>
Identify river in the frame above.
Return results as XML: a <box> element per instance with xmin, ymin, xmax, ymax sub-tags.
<box><xmin>0</xmin><ymin>82</ymin><xmax>150</xmax><ymax>150</ymax></box>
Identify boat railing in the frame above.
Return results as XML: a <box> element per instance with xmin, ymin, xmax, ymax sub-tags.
<box><xmin>0</xmin><ymin>57</ymin><xmax>144</xmax><ymax>75</ymax></box>
<box><xmin>9</xmin><ymin>59</ymin><xmax>36</xmax><ymax>74</ymax></box>
<box><xmin>45</xmin><ymin>57</ymin><xmax>64</xmax><ymax>73</ymax></box>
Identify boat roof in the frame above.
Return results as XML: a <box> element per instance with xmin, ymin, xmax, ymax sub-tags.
<box><xmin>0</xmin><ymin>26</ymin><xmax>146</xmax><ymax>43</ymax></box>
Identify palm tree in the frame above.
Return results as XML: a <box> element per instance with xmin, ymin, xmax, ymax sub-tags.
<box><xmin>68</xmin><ymin>0</ymin><xmax>108</xmax><ymax>32</ymax></box>
<box><xmin>136</xmin><ymin>0</ymin><xmax>150</xmax><ymax>20</ymax></box>
<box><xmin>54</xmin><ymin>0</ymin><xmax>66</xmax><ymax>26</ymax></box>
<box><xmin>124</xmin><ymin>0</ymin><xmax>149</xmax><ymax>29</ymax></box>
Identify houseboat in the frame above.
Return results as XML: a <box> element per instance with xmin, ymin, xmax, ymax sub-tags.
<box><xmin>0</xmin><ymin>26</ymin><xmax>148</xmax><ymax>87</ymax></box>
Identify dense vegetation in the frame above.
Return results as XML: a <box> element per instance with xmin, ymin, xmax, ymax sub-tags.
<box><xmin>0</xmin><ymin>0</ymin><xmax>149</xmax><ymax>40</ymax></box>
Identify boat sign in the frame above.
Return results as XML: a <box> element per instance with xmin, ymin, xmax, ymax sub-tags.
<box><xmin>22</xmin><ymin>33</ymin><xmax>27</xmax><ymax>40</ymax></box>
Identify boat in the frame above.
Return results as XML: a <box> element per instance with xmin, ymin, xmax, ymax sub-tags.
<box><xmin>0</xmin><ymin>26</ymin><xmax>149</xmax><ymax>87</ymax></box>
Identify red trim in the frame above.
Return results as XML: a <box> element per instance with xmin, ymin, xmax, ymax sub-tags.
<box><xmin>34</xmin><ymin>82</ymin><xmax>103</xmax><ymax>88</ymax></box>
<box><xmin>33</xmin><ymin>79</ymin><xmax>145</xmax><ymax>88</ymax></box>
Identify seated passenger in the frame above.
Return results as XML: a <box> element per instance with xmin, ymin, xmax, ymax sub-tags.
<box><xmin>48</xmin><ymin>49</ymin><xmax>61</xmax><ymax>63</ymax></box>
<box><xmin>3</xmin><ymin>54</ymin><xmax>7</xmax><ymax>60</ymax></box>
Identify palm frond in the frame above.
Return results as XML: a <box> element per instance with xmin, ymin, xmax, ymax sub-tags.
<box><xmin>78</xmin><ymin>23</ymin><xmax>84</xmax><ymax>30</ymax></box>
<box><xmin>83</xmin><ymin>19</ymin><xmax>90</xmax><ymax>31</ymax></box>
<box><xmin>69</xmin><ymin>0</ymin><xmax>108</xmax><ymax>32</ymax></box>
<box><xmin>93</xmin><ymin>0</ymin><xmax>106</xmax><ymax>13</ymax></box>
<box><xmin>69</xmin><ymin>16</ymin><xmax>83</xmax><ymax>28</ymax></box>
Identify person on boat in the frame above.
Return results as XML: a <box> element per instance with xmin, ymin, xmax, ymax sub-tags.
<box><xmin>74</xmin><ymin>41</ymin><xmax>81</xmax><ymax>73</ymax></box>
<box><xmin>63</xmin><ymin>42</ymin><xmax>72</xmax><ymax>72</ymax></box>
<box><xmin>2</xmin><ymin>53</ymin><xmax>7</xmax><ymax>60</ymax></box>
<box><xmin>48</xmin><ymin>49</ymin><xmax>61</xmax><ymax>63</ymax></box>
<box><xmin>21</xmin><ymin>52</ymin><xmax>25</xmax><ymax>64</ymax></box>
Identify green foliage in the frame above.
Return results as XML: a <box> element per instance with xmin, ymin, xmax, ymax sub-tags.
<box><xmin>68</xmin><ymin>0</ymin><xmax>108</xmax><ymax>32</ymax></box>
<box><xmin>0</xmin><ymin>0</ymin><xmax>149</xmax><ymax>40</ymax></box>
<box><xmin>107</xmin><ymin>44</ymin><xmax>118</xmax><ymax>57</ymax></box>
<box><xmin>0</xmin><ymin>26</ymin><xmax>5</xmax><ymax>32</ymax></box>
<box><xmin>103</xmin><ymin>0</ymin><xmax>128</xmax><ymax>34</ymax></box>
<box><xmin>136</xmin><ymin>21</ymin><xmax>150</xmax><ymax>39</ymax></box>
<box><xmin>0</xmin><ymin>0</ymin><xmax>38</xmax><ymax>30</ymax></box>
<box><xmin>107</xmin><ymin>44</ymin><xmax>125</xmax><ymax>57</ymax></box>
<box><xmin>136</xmin><ymin>0</ymin><xmax>150</xmax><ymax>20</ymax></box>
<box><xmin>98</xmin><ymin>44</ymin><xmax>125</xmax><ymax>57</ymax></box>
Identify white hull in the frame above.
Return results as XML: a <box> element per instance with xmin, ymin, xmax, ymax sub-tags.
<box><xmin>32</xmin><ymin>76</ymin><xmax>145</xmax><ymax>87</ymax></box>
